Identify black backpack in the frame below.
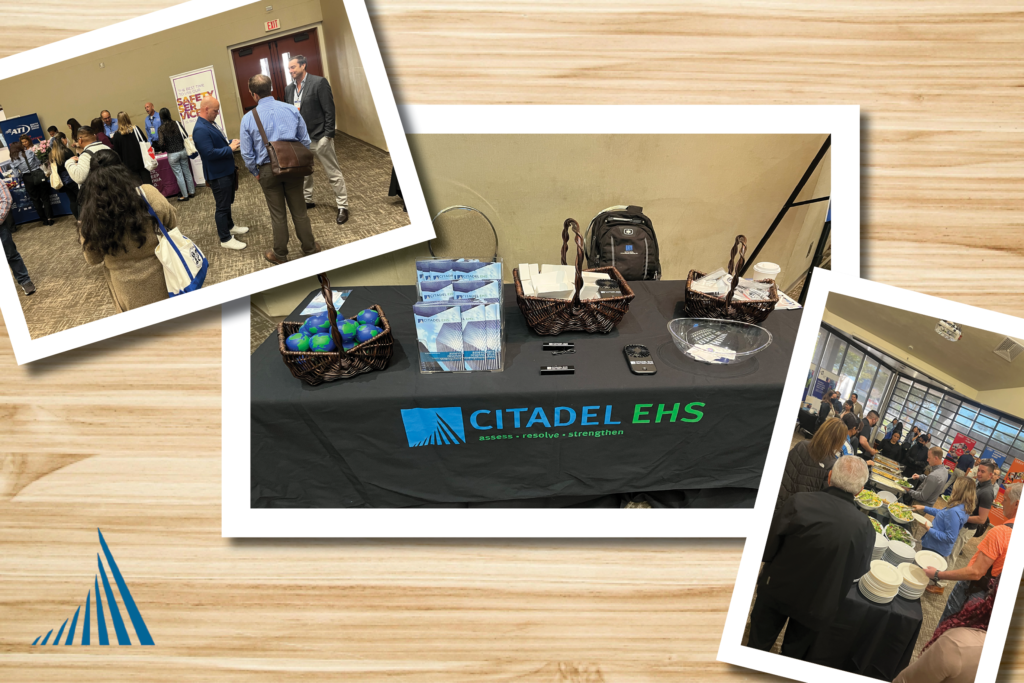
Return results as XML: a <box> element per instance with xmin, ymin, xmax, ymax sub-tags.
<box><xmin>584</xmin><ymin>205</ymin><xmax>660</xmax><ymax>280</ymax></box>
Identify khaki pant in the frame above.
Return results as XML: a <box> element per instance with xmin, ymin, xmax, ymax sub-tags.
<box><xmin>303</xmin><ymin>135</ymin><xmax>348</xmax><ymax>209</ymax></box>
<box><xmin>259</xmin><ymin>164</ymin><xmax>316</xmax><ymax>259</ymax></box>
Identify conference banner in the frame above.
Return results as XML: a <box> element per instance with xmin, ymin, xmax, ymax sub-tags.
<box><xmin>0</xmin><ymin>113</ymin><xmax>73</xmax><ymax>224</ymax></box>
<box><xmin>169</xmin><ymin>66</ymin><xmax>227</xmax><ymax>186</ymax></box>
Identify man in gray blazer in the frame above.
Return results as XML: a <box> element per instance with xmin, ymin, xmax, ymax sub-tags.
<box><xmin>285</xmin><ymin>55</ymin><xmax>349</xmax><ymax>224</ymax></box>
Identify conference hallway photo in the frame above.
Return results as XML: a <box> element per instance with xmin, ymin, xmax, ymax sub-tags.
<box><xmin>0</xmin><ymin>0</ymin><xmax>431</xmax><ymax>364</ymax></box>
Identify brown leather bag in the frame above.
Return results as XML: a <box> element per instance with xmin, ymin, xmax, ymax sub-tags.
<box><xmin>251</xmin><ymin>108</ymin><xmax>314</xmax><ymax>177</ymax></box>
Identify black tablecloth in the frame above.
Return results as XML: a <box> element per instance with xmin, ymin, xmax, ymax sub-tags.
<box><xmin>251</xmin><ymin>281</ymin><xmax>802</xmax><ymax>508</ymax></box>
<box><xmin>806</xmin><ymin>583</ymin><xmax>923</xmax><ymax>680</ymax></box>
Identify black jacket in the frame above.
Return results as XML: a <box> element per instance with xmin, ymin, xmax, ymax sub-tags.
<box><xmin>816</xmin><ymin>399</ymin><xmax>833</xmax><ymax>426</ymax></box>
<box><xmin>284</xmin><ymin>73</ymin><xmax>336</xmax><ymax>141</ymax></box>
<box><xmin>906</xmin><ymin>442</ymin><xmax>930</xmax><ymax>469</ymax></box>
<box><xmin>776</xmin><ymin>440</ymin><xmax>832</xmax><ymax>512</ymax></box>
<box><xmin>759</xmin><ymin>487</ymin><xmax>875</xmax><ymax>629</ymax></box>
<box><xmin>111</xmin><ymin>127</ymin><xmax>146</xmax><ymax>173</ymax></box>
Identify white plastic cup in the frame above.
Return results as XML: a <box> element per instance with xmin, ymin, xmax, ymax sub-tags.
<box><xmin>753</xmin><ymin>261</ymin><xmax>781</xmax><ymax>283</ymax></box>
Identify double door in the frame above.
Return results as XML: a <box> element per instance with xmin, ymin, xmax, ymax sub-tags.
<box><xmin>230</xmin><ymin>27</ymin><xmax>324</xmax><ymax>114</ymax></box>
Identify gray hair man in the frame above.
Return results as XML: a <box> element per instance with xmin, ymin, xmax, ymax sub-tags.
<box><xmin>285</xmin><ymin>54</ymin><xmax>350</xmax><ymax>225</ymax></box>
<box><xmin>927</xmin><ymin>482</ymin><xmax>1021</xmax><ymax>624</ymax></box>
<box><xmin>747</xmin><ymin>455</ymin><xmax>874</xmax><ymax>659</ymax></box>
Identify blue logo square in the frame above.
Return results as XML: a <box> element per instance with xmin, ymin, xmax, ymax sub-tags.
<box><xmin>401</xmin><ymin>408</ymin><xmax>466</xmax><ymax>447</ymax></box>
<box><xmin>624</xmin><ymin>245</ymin><xmax>633</xmax><ymax>251</ymax></box>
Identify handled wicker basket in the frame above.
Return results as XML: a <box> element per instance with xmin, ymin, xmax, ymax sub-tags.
<box><xmin>513</xmin><ymin>218</ymin><xmax>635</xmax><ymax>335</ymax></box>
<box><xmin>683</xmin><ymin>235</ymin><xmax>779</xmax><ymax>324</ymax></box>
<box><xmin>277</xmin><ymin>274</ymin><xmax>394</xmax><ymax>386</ymax></box>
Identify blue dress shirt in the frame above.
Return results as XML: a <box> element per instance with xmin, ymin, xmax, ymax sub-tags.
<box><xmin>104</xmin><ymin>121</ymin><xmax>119</xmax><ymax>138</ymax></box>
<box><xmin>144</xmin><ymin>113</ymin><xmax>162</xmax><ymax>143</ymax></box>
<box><xmin>10</xmin><ymin>152</ymin><xmax>42</xmax><ymax>176</ymax></box>
<box><xmin>240</xmin><ymin>96</ymin><xmax>311</xmax><ymax>176</ymax></box>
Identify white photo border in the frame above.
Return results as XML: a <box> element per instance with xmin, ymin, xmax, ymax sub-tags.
<box><xmin>223</xmin><ymin>104</ymin><xmax>861</xmax><ymax>537</ymax></box>
<box><xmin>0</xmin><ymin>0</ymin><xmax>433</xmax><ymax>364</ymax></box>
<box><xmin>717</xmin><ymin>267</ymin><xmax>1024</xmax><ymax>683</ymax></box>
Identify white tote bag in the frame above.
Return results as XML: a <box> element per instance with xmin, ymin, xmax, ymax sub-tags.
<box><xmin>49</xmin><ymin>161</ymin><xmax>63</xmax><ymax>190</ymax></box>
<box><xmin>137</xmin><ymin>189</ymin><xmax>208</xmax><ymax>296</ymax></box>
<box><xmin>177</xmin><ymin>121</ymin><xmax>198</xmax><ymax>157</ymax></box>
<box><xmin>134</xmin><ymin>126</ymin><xmax>158</xmax><ymax>172</ymax></box>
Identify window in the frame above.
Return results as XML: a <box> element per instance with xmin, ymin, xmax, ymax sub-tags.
<box><xmin>821</xmin><ymin>335</ymin><xmax>847</xmax><ymax>376</ymax></box>
<box><xmin>867</xmin><ymin>366</ymin><xmax>892</xmax><ymax>415</ymax></box>
<box><xmin>282</xmin><ymin>52</ymin><xmax>293</xmax><ymax>86</ymax></box>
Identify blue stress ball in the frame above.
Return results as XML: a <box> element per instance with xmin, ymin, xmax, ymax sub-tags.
<box><xmin>342</xmin><ymin>339</ymin><xmax>357</xmax><ymax>351</ymax></box>
<box><xmin>306</xmin><ymin>313</ymin><xmax>332</xmax><ymax>334</ymax></box>
<box><xmin>356</xmin><ymin>308</ymin><xmax>380</xmax><ymax>326</ymax></box>
<box><xmin>285</xmin><ymin>332</ymin><xmax>311</xmax><ymax>352</ymax></box>
<box><xmin>308</xmin><ymin>333</ymin><xmax>337</xmax><ymax>353</ymax></box>
<box><xmin>338</xmin><ymin>318</ymin><xmax>360</xmax><ymax>341</ymax></box>
<box><xmin>356</xmin><ymin>324</ymin><xmax>382</xmax><ymax>343</ymax></box>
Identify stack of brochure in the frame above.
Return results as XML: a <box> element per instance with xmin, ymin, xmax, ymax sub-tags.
<box><xmin>691</xmin><ymin>268</ymin><xmax>775</xmax><ymax>302</ymax></box>
<box><xmin>413</xmin><ymin>259</ymin><xmax>504</xmax><ymax>373</ymax></box>
<box><xmin>517</xmin><ymin>263</ymin><xmax>621</xmax><ymax>300</ymax></box>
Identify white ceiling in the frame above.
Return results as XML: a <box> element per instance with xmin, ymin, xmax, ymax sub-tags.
<box><xmin>825</xmin><ymin>293</ymin><xmax>1024</xmax><ymax>392</ymax></box>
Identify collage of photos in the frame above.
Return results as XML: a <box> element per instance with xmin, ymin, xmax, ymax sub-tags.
<box><xmin>0</xmin><ymin>0</ymin><xmax>429</xmax><ymax>363</ymax></box>
<box><xmin>720</xmin><ymin>271</ymin><xmax>1024</xmax><ymax>683</ymax></box>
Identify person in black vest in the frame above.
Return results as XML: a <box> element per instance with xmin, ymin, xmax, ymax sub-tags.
<box><xmin>776</xmin><ymin>417</ymin><xmax>849</xmax><ymax>512</ymax></box>
<box><xmin>904</xmin><ymin>432</ymin><xmax>932</xmax><ymax>478</ymax></box>
<box><xmin>815</xmin><ymin>392</ymin><xmax>834</xmax><ymax>432</ymax></box>
<box><xmin>747</xmin><ymin>455</ymin><xmax>875</xmax><ymax>659</ymax></box>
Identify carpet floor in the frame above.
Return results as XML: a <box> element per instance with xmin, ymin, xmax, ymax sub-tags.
<box><xmin>10</xmin><ymin>134</ymin><xmax>408</xmax><ymax>339</ymax></box>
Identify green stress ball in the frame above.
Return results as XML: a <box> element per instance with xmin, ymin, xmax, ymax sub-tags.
<box><xmin>306</xmin><ymin>313</ymin><xmax>332</xmax><ymax>334</ymax></box>
<box><xmin>342</xmin><ymin>339</ymin><xmax>357</xmax><ymax>351</ymax></box>
<box><xmin>356</xmin><ymin>309</ymin><xmax>380</xmax><ymax>326</ymax></box>
<box><xmin>308</xmin><ymin>333</ymin><xmax>337</xmax><ymax>353</ymax></box>
<box><xmin>338</xmin><ymin>318</ymin><xmax>360</xmax><ymax>341</ymax></box>
<box><xmin>356</xmin><ymin>324</ymin><xmax>382</xmax><ymax>343</ymax></box>
<box><xmin>285</xmin><ymin>332</ymin><xmax>311</xmax><ymax>352</ymax></box>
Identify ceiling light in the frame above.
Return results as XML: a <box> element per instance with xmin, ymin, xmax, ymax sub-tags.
<box><xmin>935</xmin><ymin>320</ymin><xmax>962</xmax><ymax>342</ymax></box>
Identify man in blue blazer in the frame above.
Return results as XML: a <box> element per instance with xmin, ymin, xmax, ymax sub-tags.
<box><xmin>193</xmin><ymin>96</ymin><xmax>248</xmax><ymax>250</ymax></box>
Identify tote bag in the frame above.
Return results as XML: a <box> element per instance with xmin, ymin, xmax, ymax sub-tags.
<box><xmin>176</xmin><ymin>121</ymin><xmax>198</xmax><ymax>158</ymax></box>
<box><xmin>49</xmin><ymin>161</ymin><xmax>63</xmax><ymax>190</ymax></box>
<box><xmin>138</xmin><ymin>189</ymin><xmax>208</xmax><ymax>296</ymax></box>
<box><xmin>134</xmin><ymin>126</ymin><xmax>158</xmax><ymax>171</ymax></box>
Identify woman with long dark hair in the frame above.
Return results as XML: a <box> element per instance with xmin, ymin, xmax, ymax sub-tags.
<box><xmin>8</xmin><ymin>140</ymin><xmax>54</xmax><ymax>226</ymax></box>
<box><xmin>110</xmin><ymin>111</ymin><xmax>151</xmax><ymax>187</ymax></box>
<box><xmin>47</xmin><ymin>137</ymin><xmax>82</xmax><ymax>219</ymax></box>
<box><xmin>67</xmin><ymin>118</ymin><xmax>81</xmax><ymax>146</ymax></box>
<box><xmin>157</xmin><ymin>107</ymin><xmax>196</xmax><ymax>201</ymax></box>
<box><xmin>89</xmin><ymin>116</ymin><xmax>114</xmax><ymax>149</ymax></box>
<box><xmin>78</xmin><ymin>149</ymin><xmax>176</xmax><ymax>312</ymax></box>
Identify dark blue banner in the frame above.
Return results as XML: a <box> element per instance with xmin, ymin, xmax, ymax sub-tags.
<box><xmin>1</xmin><ymin>113</ymin><xmax>73</xmax><ymax>224</ymax></box>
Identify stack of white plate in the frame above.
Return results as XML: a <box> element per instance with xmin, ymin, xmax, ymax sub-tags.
<box><xmin>915</xmin><ymin>550</ymin><xmax>948</xmax><ymax>574</ymax></box>
<box><xmin>872</xmin><ymin>533</ymin><xmax>888</xmax><ymax>561</ymax></box>
<box><xmin>858</xmin><ymin>560</ymin><xmax>902</xmax><ymax>604</ymax></box>
<box><xmin>897</xmin><ymin>562</ymin><xmax>928</xmax><ymax>600</ymax></box>
<box><xmin>883</xmin><ymin>539</ymin><xmax>916</xmax><ymax>566</ymax></box>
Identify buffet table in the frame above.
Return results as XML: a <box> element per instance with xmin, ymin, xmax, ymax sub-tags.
<box><xmin>806</xmin><ymin>583</ymin><xmax>923</xmax><ymax>680</ymax></box>
<box><xmin>250</xmin><ymin>281</ymin><xmax>802</xmax><ymax>508</ymax></box>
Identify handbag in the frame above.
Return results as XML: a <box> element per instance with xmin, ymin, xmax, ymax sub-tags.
<box><xmin>251</xmin><ymin>108</ymin><xmax>314</xmax><ymax>177</ymax></box>
<box><xmin>49</xmin><ymin>161</ymin><xmax>64</xmax><ymax>190</ymax></box>
<box><xmin>134</xmin><ymin>126</ymin><xmax>158</xmax><ymax>172</ymax></box>
<box><xmin>138</xmin><ymin>188</ymin><xmax>208</xmax><ymax>296</ymax></box>
<box><xmin>177</xmin><ymin>121</ymin><xmax>198</xmax><ymax>158</ymax></box>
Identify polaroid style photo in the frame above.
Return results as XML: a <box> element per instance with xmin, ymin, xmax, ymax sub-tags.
<box><xmin>222</xmin><ymin>104</ymin><xmax>860</xmax><ymax>537</ymax></box>
<box><xmin>0</xmin><ymin>0</ymin><xmax>431</xmax><ymax>364</ymax></box>
<box><xmin>719</xmin><ymin>267</ymin><xmax>1024</xmax><ymax>683</ymax></box>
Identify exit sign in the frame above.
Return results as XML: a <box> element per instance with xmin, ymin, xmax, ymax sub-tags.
<box><xmin>265</xmin><ymin>19</ymin><xmax>280</xmax><ymax>31</ymax></box>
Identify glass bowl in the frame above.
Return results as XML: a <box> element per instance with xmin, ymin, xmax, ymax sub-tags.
<box><xmin>666</xmin><ymin>318</ymin><xmax>772</xmax><ymax>364</ymax></box>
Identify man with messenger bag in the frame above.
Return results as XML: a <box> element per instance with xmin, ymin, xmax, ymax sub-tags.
<box><xmin>239</xmin><ymin>73</ymin><xmax>319</xmax><ymax>265</ymax></box>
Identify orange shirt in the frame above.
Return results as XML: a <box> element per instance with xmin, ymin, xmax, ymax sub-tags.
<box><xmin>970</xmin><ymin>516</ymin><xmax>1014</xmax><ymax>577</ymax></box>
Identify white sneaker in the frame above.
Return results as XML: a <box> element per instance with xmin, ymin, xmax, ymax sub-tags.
<box><xmin>230</xmin><ymin>226</ymin><xmax>250</xmax><ymax>235</ymax></box>
<box><xmin>221</xmin><ymin>237</ymin><xmax>247</xmax><ymax>250</ymax></box>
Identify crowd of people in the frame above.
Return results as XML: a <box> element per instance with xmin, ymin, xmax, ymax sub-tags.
<box><xmin>752</xmin><ymin>399</ymin><xmax>1017</xmax><ymax>680</ymax></box>
<box><xmin>3</xmin><ymin>55</ymin><xmax>351</xmax><ymax>310</ymax></box>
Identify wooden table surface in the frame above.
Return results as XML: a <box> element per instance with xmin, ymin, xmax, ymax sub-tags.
<box><xmin>2</xmin><ymin>1</ymin><xmax>1023</xmax><ymax>681</ymax></box>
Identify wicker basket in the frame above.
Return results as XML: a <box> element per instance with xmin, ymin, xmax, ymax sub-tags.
<box><xmin>683</xmin><ymin>235</ymin><xmax>778</xmax><ymax>324</ymax></box>
<box><xmin>513</xmin><ymin>218</ymin><xmax>635</xmax><ymax>335</ymax></box>
<box><xmin>277</xmin><ymin>274</ymin><xmax>394</xmax><ymax>386</ymax></box>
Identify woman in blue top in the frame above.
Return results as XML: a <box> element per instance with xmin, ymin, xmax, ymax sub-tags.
<box><xmin>913</xmin><ymin>476</ymin><xmax>977</xmax><ymax>594</ymax></box>
<box><xmin>8</xmin><ymin>139</ymin><xmax>54</xmax><ymax>226</ymax></box>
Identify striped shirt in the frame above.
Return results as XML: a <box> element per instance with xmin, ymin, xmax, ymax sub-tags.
<box><xmin>239</xmin><ymin>96</ymin><xmax>311</xmax><ymax>176</ymax></box>
<box><xmin>0</xmin><ymin>180</ymin><xmax>12</xmax><ymax>223</ymax></box>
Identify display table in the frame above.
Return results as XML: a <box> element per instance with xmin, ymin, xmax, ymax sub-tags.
<box><xmin>148</xmin><ymin>153</ymin><xmax>185</xmax><ymax>198</ymax></box>
<box><xmin>250</xmin><ymin>281</ymin><xmax>802</xmax><ymax>508</ymax></box>
<box><xmin>806</xmin><ymin>583</ymin><xmax>923</xmax><ymax>680</ymax></box>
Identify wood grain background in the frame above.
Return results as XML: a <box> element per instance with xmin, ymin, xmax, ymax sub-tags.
<box><xmin>2</xmin><ymin>1</ymin><xmax>1023</xmax><ymax>681</ymax></box>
